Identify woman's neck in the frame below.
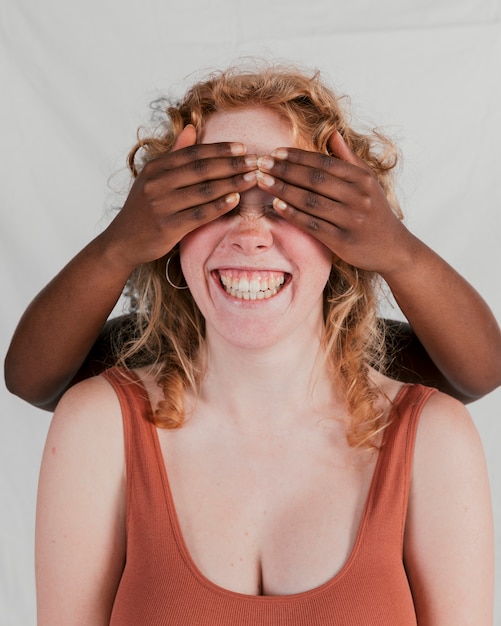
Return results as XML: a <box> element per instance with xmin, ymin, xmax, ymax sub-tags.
<box><xmin>192</xmin><ymin>328</ymin><xmax>341</xmax><ymax>432</ymax></box>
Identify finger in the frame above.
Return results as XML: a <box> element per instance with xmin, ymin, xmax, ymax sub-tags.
<box><xmin>171</xmin><ymin>124</ymin><xmax>197</xmax><ymax>152</ymax></box>
<box><xmin>328</xmin><ymin>131</ymin><xmax>356</xmax><ymax>165</ymax></box>
<box><xmin>144</xmin><ymin>158</ymin><xmax>258</xmax><ymax>208</ymax></box>
<box><xmin>141</xmin><ymin>144</ymin><xmax>256</xmax><ymax>195</ymax></box>
<box><xmin>266</xmin><ymin>147</ymin><xmax>361</xmax><ymax>186</ymax></box>
<box><xmin>167</xmin><ymin>192</ymin><xmax>242</xmax><ymax>238</ymax></box>
<box><xmin>137</xmin><ymin>149</ymin><xmax>257</xmax><ymax>202</ymax></box>
<box><xmin>271</xmin><ymin>197</ymin><xmax>347</xmax><ymax>251</ymax></box>
<box><xmin>156</xmin><ymin>140</ymin><xmax>248</xmax><ymax>172</ymax></box>
<box><xmin>328</xmin><ymin>131</ymin><xmax>372</xmax><ymax>173</ymax></box>
<box><xmin>256</xmin><ymin>156</ymin><xmax>355</xmax><ymax>212</ymax></box>
<box><xmin>255</xmin><ymin>163</ymin><xmax>378</xmax><ymax>241</ymax></box>
<box><xmin>175</xmin><ymin>153</ymin><xmax>258</xmax><ymax>186</ymax></box>
<box><xmin>254</xmin><ymin>170</ymin><xmax>344</xmax><ymax>235</ymax></box>
<box><xmin>172</xmin><ymin>170</ymin><xmax>258</xmax><ymax>213</ymax></box>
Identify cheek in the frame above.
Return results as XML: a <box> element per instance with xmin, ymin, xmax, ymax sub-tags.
<box><xmin>310</xmin><ymin>250</ymin><xmax>334</xmax><ymax>293</ymax></box>
<box><xmin>284</xmin><ymin>229</ymin><xmax>334</xmax><ymax>280</ymax></box>
<box><xmin>179</xmin><ymin>221</ymin><xmax>234</xmax><ymax>304</ymax></box>
<box><xmin>179</xmin><ymin>236</ymin><xmax>205</xmax><ymax>291</ymax></box>
<box><xmin>179</xmin><ymin>222</ymin><xmax>220</xmax><ymax>276</ymax></box>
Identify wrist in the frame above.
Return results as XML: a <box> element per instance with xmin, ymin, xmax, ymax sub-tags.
<box><xmin>84</xmin><ymin>231</ymin><xmax>138</xmax><ymax>281</ymax></box>
<box><xmin>378</xmin><ymin>231</ymin><xmax>429</xmax><ymax>285</ymax></box>
<box><xmin>76</xmin><ymin>233</ymin><xmax>135</xmax><ymax>290</ymax></box>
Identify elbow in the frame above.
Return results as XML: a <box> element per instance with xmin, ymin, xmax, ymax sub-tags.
<box><xmin>454</xmin><ymin>369</ymin><xmax>501</xmax><ymax>405</ymax></box>
<box><xmin>468</xmin><ymin>340</ymin><xmax>501</xmax><ymax>401</ymax></box>
<box><xmin>450</xmin><ymin>327</ymin><xmax>501</xmax><ymax>404</ymax></box>
<box><xmin>4</xmin><ymin>351</ymin><xmax>58</xmax><ymax>411</ymax></box>
<box><xmin>4</xmin><ymin>350</ymin><xmax>26</xmax><ymax>399</ymax></box>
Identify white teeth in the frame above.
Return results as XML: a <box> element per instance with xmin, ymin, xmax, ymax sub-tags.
<box><xmin>225</xmin><ymin>287</ymin><xmax>278</xmax><ymax>300</ymax></box>
<box><xmin>238</xmin><ymin>277</ymin><xmax>250</xmax><ymax>292</ymax></box>
<box><xmin>219</xmin><ymin>271</ymin><xmax>285</xmax><ymax>300</ymax></box>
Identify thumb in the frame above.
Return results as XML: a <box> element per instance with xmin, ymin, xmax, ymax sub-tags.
<box><xmin>328</xmin><ymin>130</ymin><xmax>362</xmax><ymax>167</ymax></box>
<box><xmin>171</xmin><ymin>124</ymin><xmax>197</xmax><ymax>152</ymax></box>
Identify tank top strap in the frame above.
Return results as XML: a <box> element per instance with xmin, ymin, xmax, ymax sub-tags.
<box><xmin>101</xmin><ymin>367</ymin><xmax>163</xmax><ymax>521</ymax></box>
<box><xmin>363</xmin><ymin>384</ymin><xmax>437</xmax><ymax>547</ymax></box>
<box><xmin>101</xmin><ymin>366</ymin><xmax>154</xmax><ymax>446</ymax></box>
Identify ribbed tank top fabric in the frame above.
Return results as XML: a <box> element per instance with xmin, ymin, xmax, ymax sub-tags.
<box><xmin>104</xmin><ymin>367</ymin><xmax>435</xmax><ymax>625</ymax></box>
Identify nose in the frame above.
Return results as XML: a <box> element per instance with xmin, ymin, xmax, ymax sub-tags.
<box><xmin>226</xmin><ymin>210</ymin><xmax>273</xmax><ymax>255</ymax></box>
<box><xmin>238</xmin><ymin>204</ymin><xmax>267</xmax><ymax>218</ymax></box>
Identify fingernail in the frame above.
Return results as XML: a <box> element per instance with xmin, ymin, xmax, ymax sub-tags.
<box><xmin>243</xmin><ymin>170</ymin><xmax>258</xmax><ymax>182</ymax></box>
<box><xmin>271</xmin><ymin>148</ymin><xmax>288</xmax><ymax>160</ymax></box>
<box><xmin>256</xmin><ymin>171</ymin><xmax>275</xmax><ymax>187</ymax></box>
<box><xmin>226</xmin><ymin>193</ymin><xmax>240</xmax><ymax>204</ymax></box>
<box><xmin>257</xmin><ymin>156</ymin><xmax>274</xmax><ymax>170</ymax></box>
<box><xmin>245</xmin><ymin>155</ymin><xmax>257</xmax><ymax>167</ymax></box>
<box><xmin>230</xmin><ymin>143</ymin><xmax>246</xmax><ymax>155</ymax></box>
<box><xmin>274</xmin><ymin>198</ymin><xmax>287</xmax><ymax>210</ymax></box>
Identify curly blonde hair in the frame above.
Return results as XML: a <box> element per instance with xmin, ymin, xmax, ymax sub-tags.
<box><xmin>119</xmin><ymin>61</ymin><xmax>402</xmax><ymax>448</ymax></box>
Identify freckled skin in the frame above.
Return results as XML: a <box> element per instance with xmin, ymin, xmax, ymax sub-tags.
<box><xmin>180</xmin><ymin>108</ymin><xmax>334</xmax><ymax>352</ymax></box>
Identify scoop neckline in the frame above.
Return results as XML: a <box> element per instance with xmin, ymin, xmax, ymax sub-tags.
<box><xmin>129</xmin><ymin>370</ymin><xmax>410</xmax><ymax>602</ymax></box>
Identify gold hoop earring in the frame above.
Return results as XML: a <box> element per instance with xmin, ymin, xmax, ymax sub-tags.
<box><xmin>165</xmin><ymin>250</ymin><xmax>189</xmax><ymax>290</ymax></box>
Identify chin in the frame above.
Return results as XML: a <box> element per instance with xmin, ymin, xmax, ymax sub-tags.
<box><xmin>209</xmin><ymin>321</ymin><xmax>287</xmax><ymax>352</ymax></box>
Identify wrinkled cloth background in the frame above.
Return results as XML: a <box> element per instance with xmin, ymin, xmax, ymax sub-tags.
<box><xmin>1</xmin><ymin>1</ymin><xmax>500</xmax><ymax>623</ymax></box>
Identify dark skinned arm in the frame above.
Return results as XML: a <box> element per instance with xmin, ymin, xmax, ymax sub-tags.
<box><xmin>4</xmin><ymin>127</ymin><xmax>259</xmax><ymax>410</ymax></box>
<box><xmin>6</xmin><ymin>129</ymin><xmax>501</xmax><ymax>410</ymax></box>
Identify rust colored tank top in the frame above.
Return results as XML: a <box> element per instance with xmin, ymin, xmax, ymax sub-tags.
<box><xmin>104</xmin><ymin>367</ymin><xmax>435</xmax><ymax>625</ymax></box>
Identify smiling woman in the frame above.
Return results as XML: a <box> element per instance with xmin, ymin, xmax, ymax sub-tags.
<box><xmin>121</xmin><ymin>82</ymin><xmax>398</xmax><ymax>442</ymax></box>
<box><xmin>179</xmin><ymin>109</ymin><xmax>333</xmax><ymax>360</ymax></box>
<box><xmin>32</xmin><ymin>63</ymin><xmax>495</xmax><ymax>625</ymax></box>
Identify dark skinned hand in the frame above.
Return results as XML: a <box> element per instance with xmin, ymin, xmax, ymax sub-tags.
<box><xmin>99</xmin><ymin>124</ymin><xmax>259</xmax><ymax>272</ymax></box>
<box><xmin>255</xmin><ymin>131</ymin><xmax>417</xmax><ymax>277</ymax></box>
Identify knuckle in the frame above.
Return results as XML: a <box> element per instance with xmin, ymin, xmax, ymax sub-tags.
<box><xmin>359</xmin><ymin>169</ymin><xmax>375</xmax><ymax>187</ymax></box>
<box><xmin>359</xmin><ymin>193</ymin><xmax>373</xmax><ymax>212</ymax></box>
<box><xmin>197</xmin><ymin>182</ymin><xmax>214</xmax><ymax>197</ymax></box>
<box><xmin>191</xmin><ymin>158</ymin><xmax>208</xmax><ymax>174</ymax></box>
<box><xmin>231</xmin><ymin>156</ymin><xmax>242</xmax><ymax>171</ymax></box>
<box><xmin>306</xmin><ymin>216</ymin><xmax>321</xmax><ymax>231</ymax></box>
<box><xmin>141</xmin><ymin>178</ymin><xmax>159</xmax><ymax>200</ymax></box>
<box><xmin>320</xmin><ymin>154</ymin><xmax>335</xmax><ymax>169</ymax></box>
<box><xmin>309</xmin><ymin>168</ymin><xmax>325</xmax><ymax>185</ymax></box>
<box><xmin>274</xmin><ymin>159</ymin><xmax>291</xmax><ymax>175</ymax></box>
<box><xmin>191</xmin><ymin>205</ymin><xmax>205</xmax><ymax>221</ymax></box>
<box><xmin>276</xmin><ymin>181</ymin><xmax>288</xmax><ymax>196</ymax></box>
<box><xmin>185</xmin><ymin>144</ymin><xmax>201</xmax><ymax>159</ymax></box>
<box><xmin>230</xmin><ymin>175</ymin><xmax>242</xmax><ymax>189</ymax></box>
<box><xmin>140</xmin><ymin>160</ymin><xmax>157</xmax><ymax>178</ymax></box>
<box><xmin>304</xmin><ymin>193</ymin><xmax>320</xmax><ymax>209</ymax></box>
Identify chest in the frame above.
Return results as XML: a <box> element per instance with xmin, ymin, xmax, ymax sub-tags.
<box><xmin>156</xmin><ymin>425</ymin><xmax>378</xmax><ymax>596</ymax></box>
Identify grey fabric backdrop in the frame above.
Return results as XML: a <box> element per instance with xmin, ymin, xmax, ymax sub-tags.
<box><xmin>1</xmin><ymin>1</ymin><xmax>500</xmax><ymax>623</ymax></box>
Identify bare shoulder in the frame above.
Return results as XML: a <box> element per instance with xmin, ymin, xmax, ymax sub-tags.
<box><xmin>48</xmin><ymin>373</ymin><xmax>125</xmax><ymax>460</ymax></box>
<box><xmin>413</xmin><ymin>388</ymin><xmax>485</xmax><ymax>462</ymax></box>
<box><xmin>404</xmin><ymin>388</ymin><xmax>494</xmax><ymax>623</ymax></box>
<box><xmin>37</xmin><ymin>374</ymin><xmax>128</xmax><ymax>625</ymax></box>
<box><xmin>56</xmin><ymin>371</ymin><xmax>122</xmax><ymax>408</ymax></box>
<box><xmin>374</xmin><ymin>371</ymin><xmax>483</xmax><ymax>456</ymax></box>
<box><xmin>410</xmin><ymin>388</ymin><xmax>488</xmax><ymax>498</ymax></box>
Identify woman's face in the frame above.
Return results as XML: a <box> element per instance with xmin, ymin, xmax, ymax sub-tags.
<box><xmin>180</xmin><ymin>107</ymin><xmax>333</xmax><ymax>350</ymax></box>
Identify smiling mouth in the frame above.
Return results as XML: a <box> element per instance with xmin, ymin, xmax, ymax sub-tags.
<box><xmin>217</xmin><ymin>270</ymin><xmax>287</xmax><ymax>300</ymax></box>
